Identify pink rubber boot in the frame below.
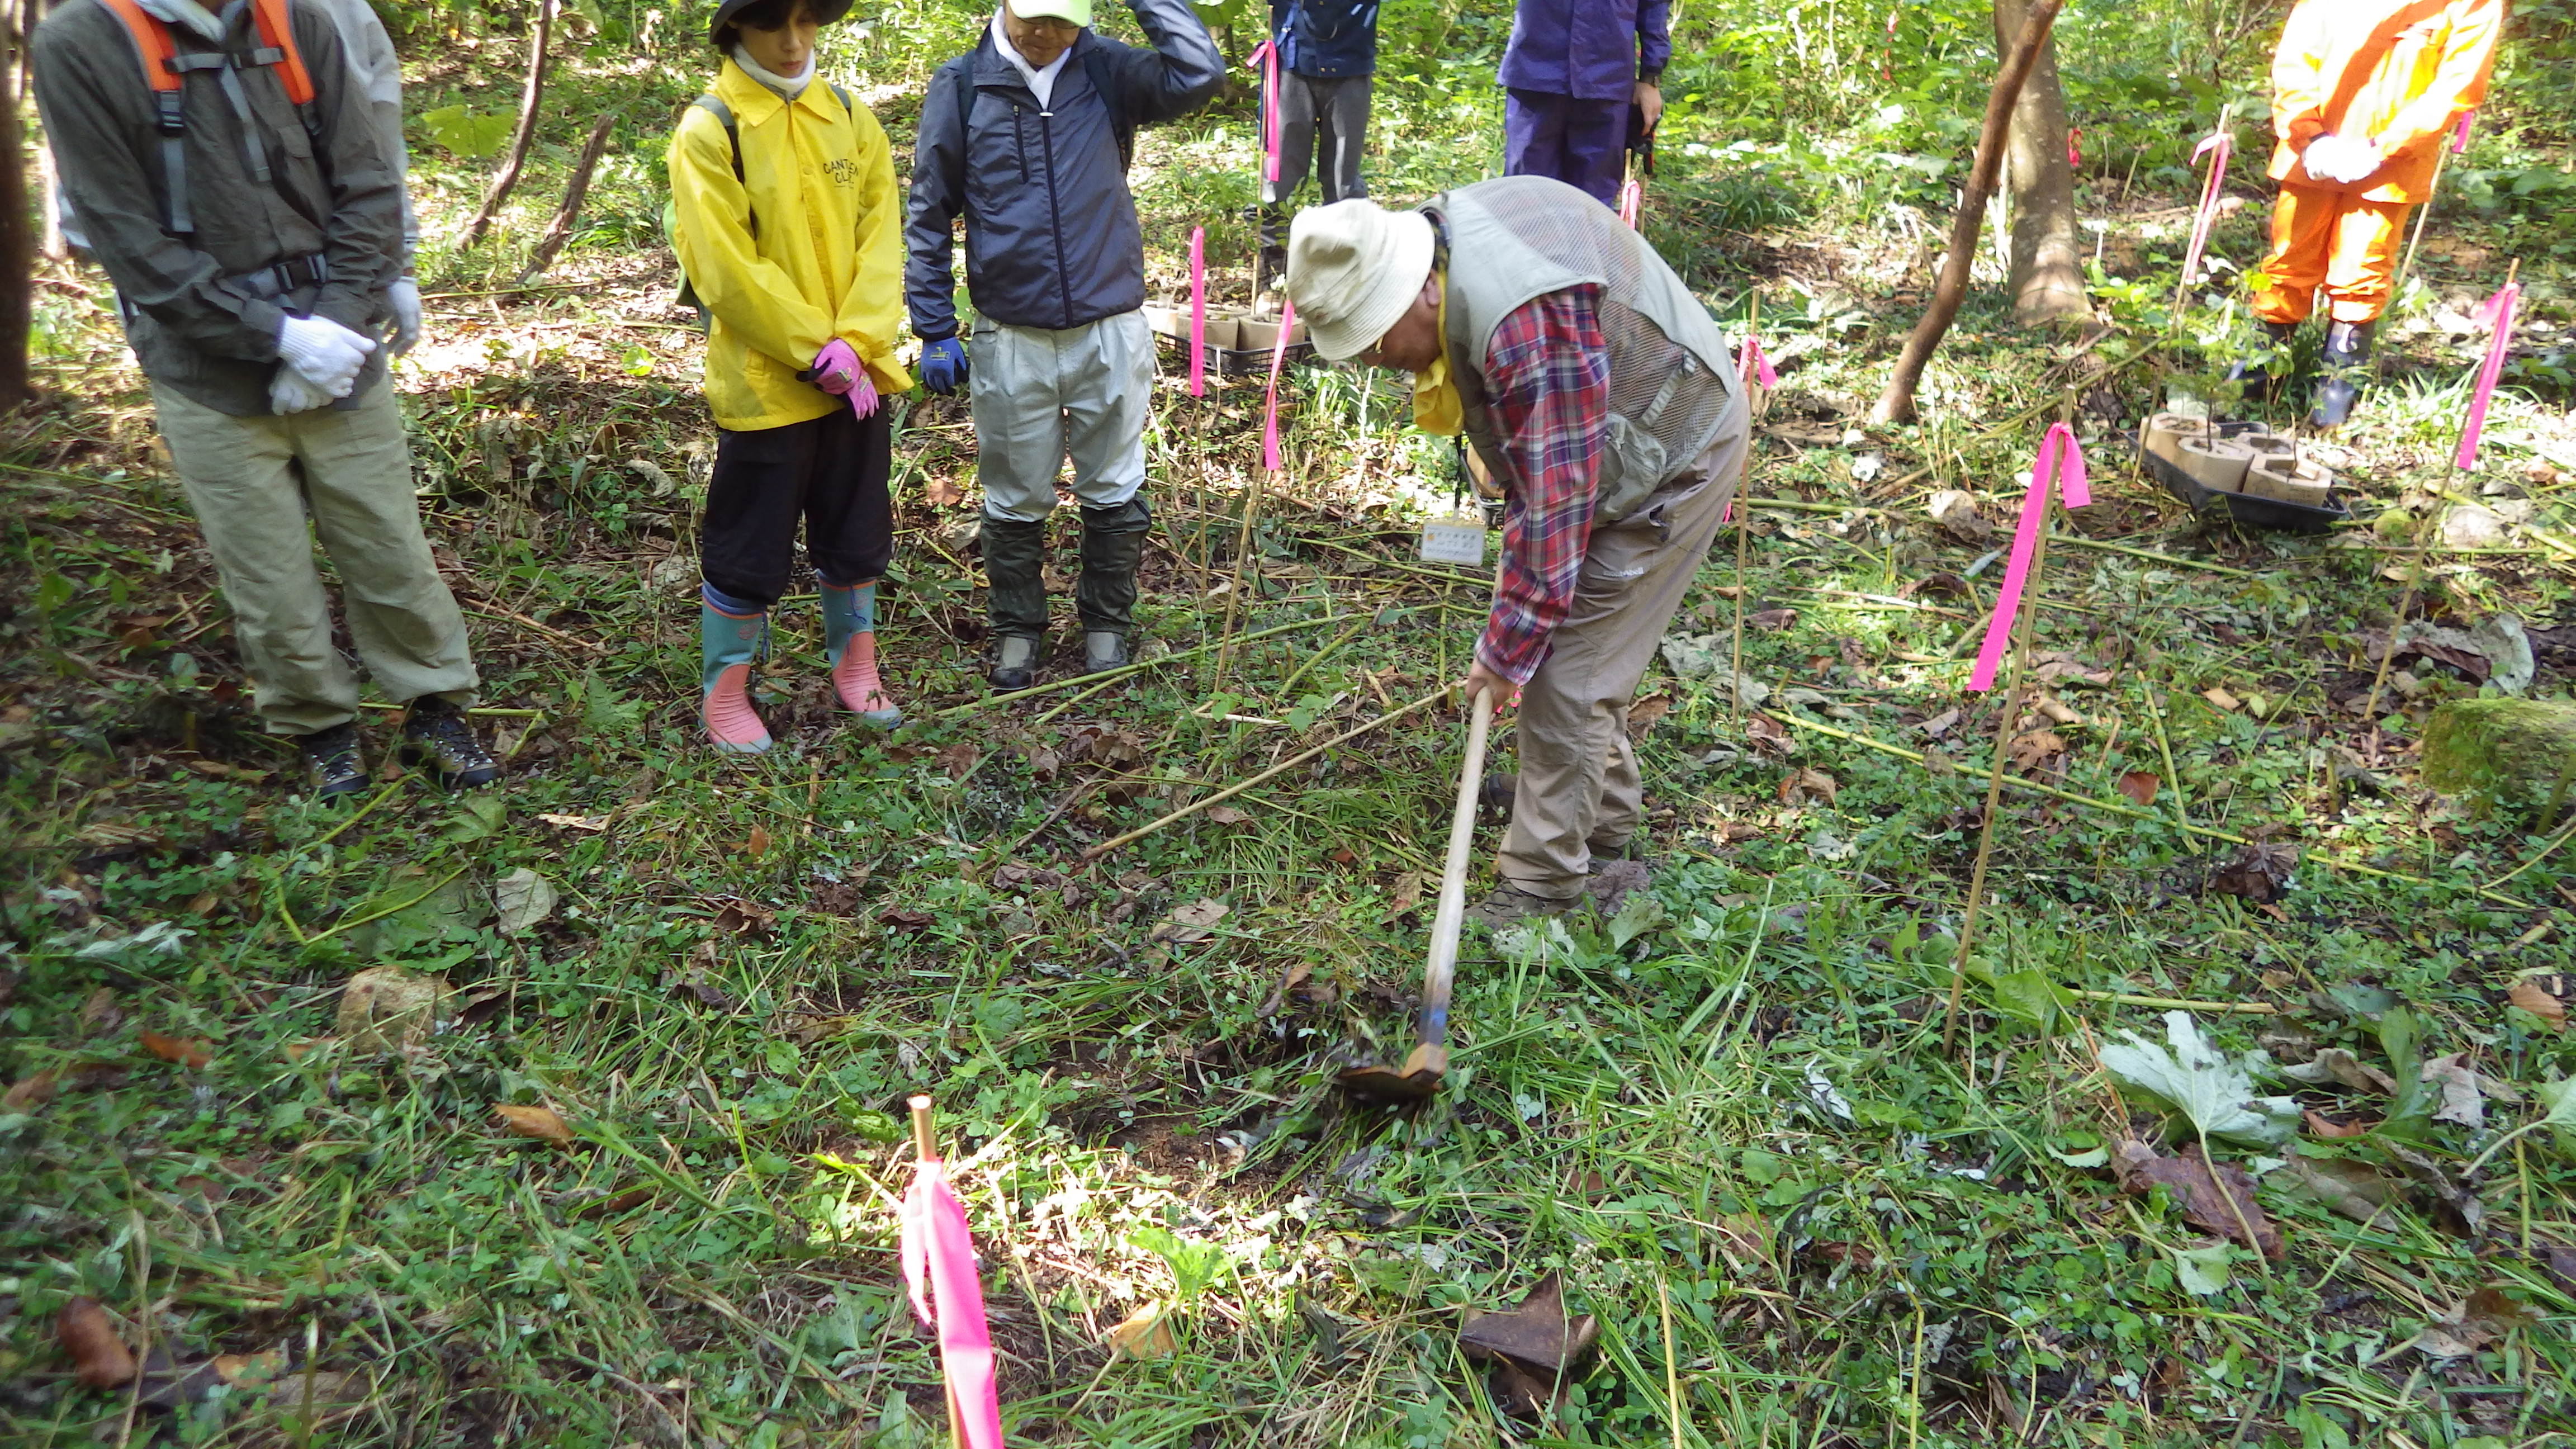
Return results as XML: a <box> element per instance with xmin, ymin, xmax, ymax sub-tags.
<box><xmin>700</xmin><ymin>600</ymin><xmax>772</xmax><ymax>754</ymax></box>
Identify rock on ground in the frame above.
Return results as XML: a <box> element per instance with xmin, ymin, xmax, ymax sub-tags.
<box><xmin>2420</xmin><ymin>697</ymin><xmax>2576</xmax><ymax>825</ymax></box>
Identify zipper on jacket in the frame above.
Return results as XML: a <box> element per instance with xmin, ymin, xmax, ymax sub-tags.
<box><xmin>1039</xmin><ymin>96</ymin><xmax>1069</xmax><ymax>330</ymax></box>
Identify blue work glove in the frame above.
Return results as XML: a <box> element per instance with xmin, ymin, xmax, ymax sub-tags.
<box><xmin>920</xmin><ymin>337</ymin><xmax>969</xmax><ymax>395</ymax></box>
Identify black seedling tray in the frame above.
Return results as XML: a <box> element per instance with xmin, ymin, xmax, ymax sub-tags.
<box><xmin>2142</xmin><ymin>419</ymin><xmax>2350</xmax><ymax>536</ymax></box>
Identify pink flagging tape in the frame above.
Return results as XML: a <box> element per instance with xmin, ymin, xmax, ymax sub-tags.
<box><xmin>1721</xmin><ymin>334</ymin><xmax>1776</xmax><ymax>523</ymax></box>
<box><xmin>1262</xmin><ymin>296</ymin><xmax>1297</xmax><ymax>473</ymax></box>
<box><xmin>1187</xmin><ymin>226</ymin><xmax>1208</xmax><ymax>397</ymax></box>
<box><xmin>899</xmin><ymin>1159</ymin><xmax>1004</xmax><ymax>1449</ymax></box>
<box><xmin>2455</xmin><ymin>281</ymin><xmax>2521</xmax><ymax>471</ymax></box>
<box><xmin>1968</xmin><ymin>424</ymin><xmax>2091</xmax><ymax>693</ymax></box>
<box><xmin>2177</xmin><ymin>129</ymin><xmax>2232</xmax><ymax>296</ymax></box>
<box><xmin>1618</xmin><ymin>179</ymin><xmax>1643</xmax><ymax>229</ymax></box>
<box><xmin>2453</xmin><ymin>110</ymin><xmax>2476</xmax><ymax>154</ymax></box>
<box><xmin>1248</xmin><ymin>41</ymin><xmax>1281</xmax><ymax>186</ymax></box>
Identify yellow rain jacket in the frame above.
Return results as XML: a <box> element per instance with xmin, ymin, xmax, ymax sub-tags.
<box><xmin>669</xmin><ymin>60</ymin><xmax>910</xmax><ymax>432</ymax></box>
<box><xmin>2265</xmin><ymin>0</ymin><xmax>2506</xmax><ymax>205</ymax></box>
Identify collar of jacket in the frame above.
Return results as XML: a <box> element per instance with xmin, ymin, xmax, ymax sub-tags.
<box><xmin>135</xmin><ymin>0</ymin><xmax>227</xmax><ymax>43</ymax></box>
<box><xmin>969</xmin><ymin>29</ymin><xmax>1096</xmax><ymax>105</ymax></box>
<box><xmin>712</xmin><ymin>55</ymin><xmax>845</xmax><ymax>127</ymax></box>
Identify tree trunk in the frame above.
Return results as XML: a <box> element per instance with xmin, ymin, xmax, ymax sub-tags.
<box><xmin>517</xmin><ymin>115</ymin><xmax>615</xmax><ymax>284</ymax></box>
<box><xmin>460</xmin><ymin>0</ymin><xmax>555</xmax><ymax>249</ymax></box>
<box><xmin>1993</xmin><ymin>0</ymin><xmax>2088</xmax><ymax>325</ymax></box>
<box><xmin>0</xmin><ymin>1</ymin><xmax>35</xmax><ymax>412</ymax></box>
<box><xmin>1869</xmin><ymin>0</ymin><xmax>2067</xmax><ymax>425</ymax></box>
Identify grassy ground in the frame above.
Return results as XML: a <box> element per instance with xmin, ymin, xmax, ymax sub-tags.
<box><xmin>5</xmin><ymin>2</ymin><xmax>2576</xmax><ymax>1445</ymax></box>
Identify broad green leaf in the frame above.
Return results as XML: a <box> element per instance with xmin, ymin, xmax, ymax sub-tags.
<box><xmin>420</xmin><ymin>105</ymin><xmax>513</xmax><ymax>160</ymax></box>
<box><xmin>1607</xmin><ymin>888</ymin><xmax>1668</xmax><ymax>949</ymax></box>
<box><xmin>2098</xmin><ymin>1011</ymin><xmax>2300</xmax><ymax>1148</ymax></box>
<box><xmin>2172</xmin><ymin>1242</ymin><xmax>2233</xmax><ymax>1295</ymax></box>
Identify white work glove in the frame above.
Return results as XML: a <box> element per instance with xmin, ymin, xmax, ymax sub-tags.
<box><xmin>275</xmin><ymin>313</ymin><xmax>376</xmax><ymax>397</ymax></box>
<box><xmin>387</xmin><ymin>277</ymin><xmax>422</xmax><ymax>357</ymax></box>
<box><xmin>268</xmin><ymin>367</ymin><xmax>335</xmax><ymax>415</ymax></box>
<box><xmin>2303</xmin><ymin>134</ymin><xmax>2383</xmax><ymax>185</ymax></box>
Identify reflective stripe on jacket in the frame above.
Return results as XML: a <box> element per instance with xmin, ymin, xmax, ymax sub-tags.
<box><xmin>903</xmin><ymin>0</ymin><xmax>1223</xmax><ymax>341</ymax></box>
<box><xmin>669</xmin><ymin>58</ymin><xmax>909</xmax><ymax>432</ymax></box>
<box><xmin>2266</xmin><ymin>0</ymin><xmax>2505</xmax><ymax>205</ymax></box>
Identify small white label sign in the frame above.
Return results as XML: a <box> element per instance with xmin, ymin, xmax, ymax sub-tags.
<box><xmin>1420</xmin><ymin>514</ymin><xmax>1486</xmax><ymax>565</ymax></box>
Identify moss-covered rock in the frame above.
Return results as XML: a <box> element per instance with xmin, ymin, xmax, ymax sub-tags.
<box><xmin>2419</xmin><ymin>697</ymin><xmax>2576</xmax><ymax>824</ymax></box>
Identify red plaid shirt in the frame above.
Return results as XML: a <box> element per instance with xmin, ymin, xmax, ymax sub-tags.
<box><xmin>1474</xmin><ymin>285</ymin><xmax>1611</xmax><ymax>685</ymax></box>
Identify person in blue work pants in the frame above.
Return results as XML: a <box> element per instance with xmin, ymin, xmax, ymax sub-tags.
<box><xmin>1499</xmin><ymin>0</ymin><xmax>1668</xmax><ymax>206</ymax></box>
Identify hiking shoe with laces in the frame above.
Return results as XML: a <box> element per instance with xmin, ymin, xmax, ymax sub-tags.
<box><xmin>401</xmin><ymin>698</ymin><xmax>500</xmax><ymax>789</ymax></box>
<box><xmin>299</xmin><ymin>723</ymin><xmax>367</xmax><ymax>799</ymax></box>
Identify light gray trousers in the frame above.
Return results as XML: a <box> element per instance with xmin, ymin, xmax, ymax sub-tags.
<box><xmin>968</xmin><ymin>310</ymin><xmax>1153</xmax><ymax>523</ymax></box>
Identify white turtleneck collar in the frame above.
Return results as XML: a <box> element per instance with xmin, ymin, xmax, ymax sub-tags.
<box><xmin>990</xmin><ymin>8</ymin><xmax>1073</xmax><ymax>108</ymax></box>
<box><xmin>731</xmin><ymin>44</ymin><xmax>816</xmax><ymax>102</ymax></box>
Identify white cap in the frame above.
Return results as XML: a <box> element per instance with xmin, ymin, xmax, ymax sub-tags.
<box><xmin>1285</xmin><ymin>199</ymin><xmax>1437</xmax><ymax>362</ymax></box>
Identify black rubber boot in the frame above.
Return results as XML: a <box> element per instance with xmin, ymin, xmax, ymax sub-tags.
<box><xmin>2227</xmin><ymin>319</ymin><xmax>2300</xmax><ymax>394</ymax></box>
<box><xmin>1076</xmin><ymin>499</ymin><xmax>1150</xmax><ymax>674</ymax></box>
<box><xmin>1256</xmin><ymin>204</ymin><xmax>1289</xmax><ymax>295</ymax></box>
<box><xmin>2311</xmin><ymin>320</ymin><xmax>2375</xmax><ymax>429</ymax></box>
<box><xmin>979</xmin><ymin>513</ymin><xmax>1049</xmax><ymax>690</ymax></box>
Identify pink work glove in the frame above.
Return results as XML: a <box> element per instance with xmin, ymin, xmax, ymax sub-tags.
<box><xmin>845</xmin><ymin>375</ymin><xmax>880</xmax><ymax>420</ymax></box>
<box><xmin>809</xmin><ymin>338</ymin><xmax>863</xmax><ymax>394</ymax></box>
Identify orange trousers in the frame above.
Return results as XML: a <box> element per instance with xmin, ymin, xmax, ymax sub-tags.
<box><xmin>2253</xmin><ymin>182</ymin><xmax>2413</xmax><ymax>326</ymax></box>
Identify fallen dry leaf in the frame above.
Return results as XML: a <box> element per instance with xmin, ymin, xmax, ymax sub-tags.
<box><xmin>922</xmin><ymin>474</ymin><xmax>966</xmax><ymax>508</ymax></box>
<box><xmin>139</xmin><ymin>1031</ymin><xmax>212</xmax><ymax>1069</ymax></box>
<box><xmin>1747</xmin><ymin>608</ymin><xmax>1799</xmax><ymax>631</ymax></box>
<box><xmin>935</xmin><ymin>742</ymin><xmax>981</xmax><ymax>778</ymax></box>
<box><xmin>1626</xmin><ymin>694</ymin><xmax>1673</xmax><ymax>732</ymax></box>
<box><xmin>2422</xmin><ymin>1053</ymin><xmax>2489</xmax><ymax>1128</ymax></box>
<box><xmin>2304</xmin><ymin>1108</ymin><xmax>2372</xmax><ymax>1139</ymax></box>
<box><xmin>1459</xmin><ymin>1270</ymin><xmax>1599</xmax><ymax>1375</ymax></box>
<box><xmin>1204</xmin><ymin>805</ymin><xmax>1252</xmax><ymax>826</ymax></box>
<box><xmin>58</xmin><ymin>1298</ymin><xmax>137</xmax><ymax>1389</ymax></box>
<box><xmin>1777</xmin><ymin>768</ymin><xmax>1839</xmax><ymax>806</ymax></box>
<box><xmin>2277</xmin><ymin>1155</ymin><xmax>2397</xmax><ymax>1225</ymax></box>
<box><xmin>4</xmin><ymin>1069</ymin><xmax>60</xmax><ymax>1111</ymax></box>
<box><xmin>335</xmin><ymin>965</ymin><xmax>449</xmax><ymax>1053</ymax></box>
<box><xmin>745</xmin><ymin>825</ymin><xmax>771</xmax><ymax>860</ymax></box>
<box><xmin>1917</xmin><ymin>708</ymin><xmax>1961</xmax><ymax>738</ymax></box>
<box><xmin>213</xmin><ymin>1350</ymin><xmax>286</xmax><ymax>1386</ymax></box>
<box><xmin>2508</xmin><ymin>978</ymin><xmax>2567</xmax><ymax>1030</ymax></box>
<box><xmin>2201</xmin><ymin>686</ymin><xmax>2243</xmax><ymax>712</ymax></box>
<box><xmin>1383</xmin><ymin>869</ymin><xmax>1427</xmax><ymax>920</ymax></box>
<box><xmin>1921</xmin><ymin>746</ymin><xmax>1957</xmax><ymax>777</ymax></box>
<box><xmin>78</xmin><ymin>987</ymin><xmax>121</xmax><ymax>1035</ymax></box>
<box><xmin>2034</xmin><ymin>697</ymin><xmax>2083</xmax><ymax>727</ymax></box>
<box><xmin>1152</xmin><ymin>897</ymin><xmax>1231</xmax><ymax>945</ymax></box>
<box><xmin>494</xmin><ymin>1103</ymin><xmax>574</xmax><ymax>1146</ymax></box>
<box><xmin>1105</xmin><ymin>1303</ymin><xmax>1177</xmax><ymax>1359</ymax></box>
<box><xmin>2111</xmin><ymin>1140</ymin><xmax>2285</xmax><ymax>1259</ymax></box>
<box><xmin>2115</xmin><ymin>770</ymin><xmax>2161</xmax><ymax>807</ymax></box>
<box><xmin>2207</xmin><ymin>842</ymin><xmax>2298</xmax><ymax>903</ymax></box>
<box><xmin>2007</xmin><ymin>730</ymin><xmax>2068</xmax><ymax>773</ymax></box>
<box><xmin>2416</xmin><ymin>1286</ymin><xmax>2541</xmax><ymax>1358</ymax></box>
<box><xmin>1926</xmin><ymin>490</ymin><xmax>1991</xmax><ymax>543</ymax></box>
<box><xmin>709</xmin><ymin>897</ymin><xmax>776</xmax><ymax>937</ymax></box>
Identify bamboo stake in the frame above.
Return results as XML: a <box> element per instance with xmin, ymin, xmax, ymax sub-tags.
<box><xmin>905</xmin><ymin>1096</ymin><xmax>967</xmax><ymax>1449</ymax></box>
<box><xmin>1658</xmin><ymin>1279</ymin><xmax>1687</xmax><ymax>1449</ymax></box>
<box><xmin>1079</xmin><ymin>688</ymin><xmax>1447</xmax><ymax>861</ymax></box>
<box><xmin>1729</xmin><ymin>295</ymin><xmax>1761</xmax><ymax>738</ymax></box>
<box><xmin>1943</xmin><ymin>503</ymin><xmax>2053</xmax><ymax>1054</ymax></box>
<box><xmin>1209</xmin><ymin>471</ymin><xmax>1266</xmax><ymax>697</ymax></box>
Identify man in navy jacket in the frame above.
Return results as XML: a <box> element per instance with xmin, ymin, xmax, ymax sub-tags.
<box><xmin>1499</xmin><ymin>0</ymin><xmax>1669</xmax><ymax>206</ymax></box>
<box><xmin>905</xmin><ymin>0</ymin><xmax>1221</xmax><ymax>688</ymax></box>
<box><xmin>1256</xmin><ymin>0</ymin><xmax>1379</xmax><ymax>293</ymax></box>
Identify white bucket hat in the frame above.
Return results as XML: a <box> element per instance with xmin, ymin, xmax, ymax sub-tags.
<box><xmin>1285</xmin><ymin>199</ymin><xmax>1436</xmax><ymax>362</ymax></box>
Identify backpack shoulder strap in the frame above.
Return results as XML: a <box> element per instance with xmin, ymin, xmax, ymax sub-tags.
<box><xmin>246</xmin><ymin>0</ymin><xmax>315</xmax><ymax>106</ymax></box>
<box><xmin>93</xmin><ymin>0</ymin><xmax>196</xmax><ymax>235</ymax></box>
<box><xmin>828</xmin><ymin>82</ymin><xmax>853</xmax><ymax>116</ymax></box>
<box><xmin>691</xmin><ymin>93</ymin><xmax>742</xmax><ymax>183</ymax></box>
<box><xmin>1079</xmin><ymin>41</ymin><xmax>1134</xmax><ymax>173</ymax></box>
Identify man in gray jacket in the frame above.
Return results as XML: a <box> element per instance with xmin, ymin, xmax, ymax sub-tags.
<box><xmin>35</xmin><ymin>0</ymin><xmax>493</xmax><ymax>795</ymax></box>
<box><xmin>905</xmin><ymin>0</ymin><xmax>1221</xmax><ymax>690</ymax></box>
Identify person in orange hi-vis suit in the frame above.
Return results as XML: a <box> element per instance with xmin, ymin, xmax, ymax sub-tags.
<box><xmin>2248</xmin><ymin>0</ymin><xmax>2504</xmax><ymax>427</ymax></box>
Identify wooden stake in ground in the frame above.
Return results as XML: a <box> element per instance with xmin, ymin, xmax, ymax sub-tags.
<box><xmin>1870</xmin><ymin>0</ymin><xmax>2068</xmax><ymax>424</ymax></box>
<box><xmin>461</xmin><ymin>0</ymin><xmax>557</xmax><ymax>249</ymax></box>
<box><xmin>1213</xmin><ymin>299</ymin><xmax>1299</xmax><ymax>696</ymax></box>
<box><xmin>1943</xmin><ymin>413</ymin><xmax>2088</xmax><ymax>1052</ymax></box>
<box><xmin>517</xmin><ymin>115</ymin><xmax>617</xmax><ymax>283</ymax></box>
<box><xmin>1728</xmin><ymin>296</ymin><xmax>1770</xmax><ymax>737</ymax></box>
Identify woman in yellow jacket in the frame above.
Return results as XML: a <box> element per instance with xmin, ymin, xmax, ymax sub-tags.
<box><xmin>2252</xmin><ymin>0</ymin><xmax>2503</xmax><ymax>427</ymax></box>
<box><xmin>670</xmin><ymin>0</ymin><xmax>910</xmax><ymax>752</ymax></box>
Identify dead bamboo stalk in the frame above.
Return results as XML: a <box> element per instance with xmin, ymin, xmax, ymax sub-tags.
<box><xmin>1729</xmin><ymin>293</ymin><xmax>1761</xmax><ymax>738</ymax></box>
<box><xmin>517</xmin><ymin>115</ymin><xmax>616</xmax><ymax>283</ymax></box>
<box><xmin>461</xmin><ymin>0</ymin><xmax>557</xmax><ymax>249</ymax></box>
<box><xmin>1208</xmin><ymin>471</ymin><xmax>1266</xmax><ymax>695</ymax></box>
<box><xmin>1942</xmin><ymin>508</ymin><xmax>2051</xmax><ymax>1053</ymax></box>
<box><xmin>1079</xmin><ymin>687</ymin><xmax>1445</xmax><ymax>861</ymax></box>
<box><xmin>1870</xmin><ymin>0</ymin><xmax>2068</xmax><ymax>424</ymax></box>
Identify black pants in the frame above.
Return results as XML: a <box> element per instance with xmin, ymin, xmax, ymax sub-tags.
<box><xmin>700</xmin><ymin>405</ymin><xmax>892</xmax><ymax>609</ymax></box>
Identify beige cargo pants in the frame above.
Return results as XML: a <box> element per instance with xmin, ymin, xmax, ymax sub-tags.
<box><xmin>1497</xmin><ymin>422</ymin><xmax>1746</xmax><ymax>900</ymax></box>
<box><xmin>151</xmin><ymin>378</ymin><xmax>477</xmax><ymax>736</ymax></box>
<box><xmin>968</xmin><ymin>309</ymin><xmax>1154</xmax><ymax>522</ymax></box>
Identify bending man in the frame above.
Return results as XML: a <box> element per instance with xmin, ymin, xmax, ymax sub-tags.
<box><xmin>1286</xmin><ymin>177</ymin><xmax>1748</xmax><ymax>925</ymax></box>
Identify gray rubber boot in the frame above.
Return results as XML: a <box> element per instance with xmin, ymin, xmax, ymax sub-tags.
<box><xmin>1076</xmin><ymin>499</ymin><xmax>1150</xmax><ymax>674</ymax></box>
<box><xmin>2311</xmin><ymin>320</ymin><xmax>2375</xmax><ymax>429</ymax></box>
<box><xmin>980</xmin><ymin>513</ymin><xmax>1049</xmax><ymax>689</ymax></box>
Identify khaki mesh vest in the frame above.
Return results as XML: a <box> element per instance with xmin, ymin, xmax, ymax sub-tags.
<box><xmin>1431</xmin><ymin>176</ymin><xmax>1745</xmax><ymax>523</ymax></box>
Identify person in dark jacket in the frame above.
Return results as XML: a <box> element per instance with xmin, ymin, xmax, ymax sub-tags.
<box><xmin>1499</xmin><ymin>0</ymin><xmax>1668</xmax><ymax>206</ymax></box>
<box><xmin>905</xmin><ymin>0</ymin><xmax>1221</xmax><ymax>690</ymax></box>
<box><xmin>1254</xmin><ymin>0</ymin><xmax>1379</xmax><ymax>294</ymax></box>
<box><xmin>34</xmin><ymin>0</ymin><xmax>495</xmax><ymax>798</ymax></box>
